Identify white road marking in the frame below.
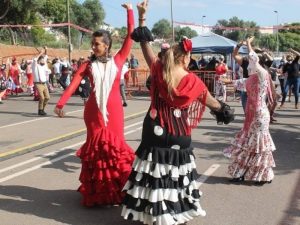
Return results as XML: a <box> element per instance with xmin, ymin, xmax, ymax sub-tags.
<box><xmin>0</xmin><ymin>152</ymin><xmax>75</xmax><ymax>183</ymax></box>
<box><xmin>0</xmin><ymin>142</ymin><xmax>84</xmax><ymax>174</ymax></box>
<box><xmin>124</xmin><ymin>121</ymin><xmax>143</xmax><ymax>130</ymax></box>
<box><xmin>0</xmin><ymin>109</ymin><xmax>83</xmax><ymax>129</ymax></box>
<box><xmin>0</xmin><ymin>123</ymin><xmax>143</xmax><ymax>183</ymax></box>
<box><xmin>197</xmin><ymin>164</ymin><xmax>221</xmax><ymax>187</ymax></box>
<box><xmin>124</xmin><ymin>127</ymin><xmax>142</xmax><ymax>135</ymax></box>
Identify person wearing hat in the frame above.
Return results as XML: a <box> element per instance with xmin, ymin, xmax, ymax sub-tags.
<box><xmin>32</xmin><ymin>46</ymin><xmax>50</xmax><ymax>116</ymax></box>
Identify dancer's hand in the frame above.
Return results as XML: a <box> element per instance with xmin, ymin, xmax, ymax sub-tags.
<box><xmin>247</xmin><ymin>36</ymin><xmax>255</xmax><ymax>44</ymax></box>
<box><xmin>137</xmin><ymin>0</ymin><xmax>148</xmax><ymax>19</ymax></box>
<box><xmin>54</xmin><ymin>107</ymin><xmax>65</xmax><ymax>118</ymax></box>
<box><xmin>121</xmin><ymin>3</ymin><xmax>132</xmax><ymax>10</ymax></box>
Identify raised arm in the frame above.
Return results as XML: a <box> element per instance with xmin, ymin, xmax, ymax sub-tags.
<box><xmin>247</xmin><ymin>36</ymin><xmax>268</xmax><ymax>80</ymax></box>
<box><xmin>233</xmin><ymin>41</ymin><xmax>245</xmax><ymax>66</ymax></box>
<box><xmin>114</xmin><ymin>3</ymin><xmax>134</xmax><ymax>63</ymax></box>
<box><xmin>54</xmin><ymin>62</ymin><xmax>87</xmax><ymax>117</ymax></box>
<box><xmin>289</xmin><ymin>48</ymin><xmax>300</xmax><ymax>57</ymax></box>
<box><xmin>34</xmin><ymin>46</ymin><xmax>47</xmax><ymax>60</ymax></box>
<box><xmin>137</xmin><ymin>0</ymin><xmax>156</xmax><ymax>68</ymax></box>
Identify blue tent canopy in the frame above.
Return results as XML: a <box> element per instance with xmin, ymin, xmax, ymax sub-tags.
<box><xmin>191</xmin><ymin>32</ymin><xmax>248</xmax><ymax>54</ymax></box>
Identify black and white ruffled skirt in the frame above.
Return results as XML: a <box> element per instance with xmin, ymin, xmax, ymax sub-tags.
<box><xmin>121</xmin><ymin>143</ymin><xmax>206</xmax><ymax>225</ymax></box>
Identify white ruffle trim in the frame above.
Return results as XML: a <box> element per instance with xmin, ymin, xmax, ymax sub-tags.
<box><xmin>123</xmin><ymin>180</ymin><xmax>201</xmax><ymax>203</ymax></box>
<box><xmin>132</xmin><ymin>155</ymin><xmax>196</xmax><ymax>179</ymax></box>
<box><xmin>121</xmin><ymin>204</ymin><xmax>206</xmax><ymax>225</ymax></box>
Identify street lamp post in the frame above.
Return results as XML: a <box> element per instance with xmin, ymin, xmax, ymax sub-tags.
<box><xmin>170</xmin><ymin>0</ymin><xmax>175</xmax><ymax>43</ymax></box>
<box><xmin>67</xmin><ymin>0</ymin><xmax>72</xmax><ymax>63</ymax></box>
<box><xmin>202</xmin><ymin>15</ymin><xmax>206</xmax><ymax>33</ymax></box>
<box><xmin>274</xmin><ymin>10</ymin><xmax>279</xmax><ymax>55</ymax></box>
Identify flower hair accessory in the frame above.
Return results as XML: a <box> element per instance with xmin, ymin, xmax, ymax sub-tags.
<box><xmin>180</xmin><ymin>36</ymin><xmax>192</xmax><ymax>52</ymax></box>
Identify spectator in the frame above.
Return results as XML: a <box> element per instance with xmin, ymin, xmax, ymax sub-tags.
<box><xmin>52</xmin><ymin>58</ymin><xmax>61</xmax><ymax>87</ymax></box>
<box><xmin>280</xmin><ymin>48</ymin><xmax>300</xmax><ymax>109</ymax></box>
<box><xmin>215</xmin><ymin>55</ymin><xmax>228</xmax><ymax>101</ymax></box>
<box><xmin>120</xmin><ymin>63</ymin><xmax>129</xmax><ymax>107</ymax></box>
<box><xmin>124</xmin><ymin>58</ymin><xmax>130</xmax><ymax>87</ymax></box>
<box><xmin>32</xmin><ymin>46</ymin><xmax>50</xmax><ymax>116</ymax></box>
<box><xmin>198</xmin><ymin>55</ymin><xmax>208</xmax><ymax>70</ymax></box>
<box><xmin>8</xmin><ymin>56</ymin><xmax>23</xmax><ymax>95</ymax></box>
<box><xmin>25</xmin><ymin>60</ymin><xmax>34</xmax><ymax>95</ymax></box>
<box><xmin>129</xmin><ymin>53</ymin><xmax>139</xmax><ymax>87</ymax></box>
<box><xmin>188</xmin><ymin>54</ymin><xmax>199</xmax><ymax>71</ymax></box>
<box><xmin>233</xmin><ymin>41</ymin><xmax>249</xmax><ymax>112</ymax></box>
<box><xmin>0</xmin><ymin>64</ymin><xmax>7</xmax><ymax>103</ymax></box>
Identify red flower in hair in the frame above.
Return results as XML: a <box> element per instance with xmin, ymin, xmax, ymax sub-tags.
<box><xmin>181</xmin><ymin>37</ymin><xmax>192</xmax><ymax>52</ymax></box>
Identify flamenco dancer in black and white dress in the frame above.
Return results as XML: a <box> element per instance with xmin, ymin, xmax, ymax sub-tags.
<box><xmin>121</xmin><ymin>1</ymin><xmax>234</xmax><ymax>224</ymax></box>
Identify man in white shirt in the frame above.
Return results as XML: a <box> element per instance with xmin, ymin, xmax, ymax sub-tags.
<box><xmin>32</xmin><ymin>46</ymin><xmax>50</xmax><ymax>116</ymax></box>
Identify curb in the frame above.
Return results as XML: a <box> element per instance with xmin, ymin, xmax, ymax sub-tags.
<box><xmin>0</xmin><ymin>110</ymin><xmax>147</xmax><ymax>161</ymax></box>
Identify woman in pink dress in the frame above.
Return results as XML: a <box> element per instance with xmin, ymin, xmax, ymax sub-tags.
<box><xmin>54</xmin><ymin>3</ymin><xmax>135</xmax><ymax>206</ymax></box>
<box><xmin>223</xmin><ymin>37</ymin><xmax>276</xmax><ymax>184</ymax></box>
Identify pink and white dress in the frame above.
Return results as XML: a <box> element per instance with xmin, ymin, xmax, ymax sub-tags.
<box><xmin>223</xmin><ymin>51</ymin><xmax>276</xmax><ymax>182</ymax></box>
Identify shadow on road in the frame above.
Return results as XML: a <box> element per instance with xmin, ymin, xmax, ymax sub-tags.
<box><xmin>0</xmin><ymin>185</ymin><xmax>141</xmax><ymax>225</ymax></box>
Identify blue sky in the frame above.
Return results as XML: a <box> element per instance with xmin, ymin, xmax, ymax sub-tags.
<box><xmin>98</xmin><ymin>0</ymin><xmax>300</xmax><ymax>29</ymax></box>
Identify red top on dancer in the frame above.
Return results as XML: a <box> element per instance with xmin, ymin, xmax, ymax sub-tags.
<box><xmin>54</xmin><ymin>3</ymin><xmax>135</xmax><ymax>207</ymax></box>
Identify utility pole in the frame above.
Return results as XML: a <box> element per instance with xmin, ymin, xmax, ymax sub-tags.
<box><xmin>202</xmin><ymin>15</ymin><xmax>206</xmax><ymax>33</ymax></box>
<box><xmin>274</xmin><ymin>10</ymin><xmax>279</xmax><ymax>55</ymax></box>
<box><xmin>170</xmin><ymin>0</ymin><xmax>175</xmax><ymax>43</ymax></box>
<box><xmin>67</xmin><ymin>0</ymin><xmax>72</xmax><ymax>62</ymax></box>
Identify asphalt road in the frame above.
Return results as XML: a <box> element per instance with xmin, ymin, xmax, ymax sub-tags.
<box><xmin>0</xmin><ymin>90</ymin><xmax>299</xmax><ymax>225</ymax></box>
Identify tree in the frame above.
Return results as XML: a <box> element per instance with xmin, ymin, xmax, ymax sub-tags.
<box><xmin>72</xmin><ymin>0</ymin><xmax>105</xmax><ymax>47</ymax></box>
<box><xmin>40</xmin><ymin>0</ymin><xmax>67</xmax><ymax>23</ymax></box>
<box><xmin>82</xmin><ymin>0</ymin><xmax>105</xmax><ymax>29</ymax></box>
<box><xmin>115</xmin><ymin>26</ymin><xmax>127</xmax><ymax>38</ymax></box>
<box><xmin>0</xmin><ymin>0</ymin><xmax>106</xmax><ymax>48</ymax></box>
<box><xmin>257</xmin><ymin>23</ymin><xmax>300</xmax><ymax>51</ymax></box>
<box><xmin>174</xmin><ymin>26</ymin><xmax>197</xmax><ymax>41</ymax></box>
<box><xmin>0</xmin><ymin>0</ymin><xmax>10</xmax><ymax>20</ymax></box>
<box><xmin>213</xmin><ymin>17</ymin><xmax>260</xmax><ymax>42</ymax></box>
<box><xmin>0</xmin><ymin>0</ymin><xmax>44</xmax><ymax>44</ymax></box>
<box><xmin>258</xmin><ymin>34</ymin><xmax>277</xmax><ymax>51</ymax></box>
<box><xmin>151</xmin><ymin>19</ymin><xmax>172</xmax><ymax>39</ymax></box>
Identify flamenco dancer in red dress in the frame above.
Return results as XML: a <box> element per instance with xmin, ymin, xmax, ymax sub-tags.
<box><xmin>54</xmin><ymin>3</ymin><xmax>135</xmax><ymax>207</ymax></box>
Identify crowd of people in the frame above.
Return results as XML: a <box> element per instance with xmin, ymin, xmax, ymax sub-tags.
<box><xmin>0</xmin><ymin>0</ymin><xmax>299</xmax><ymax>224</ymax></box>
<box><xmin>0</xmin><ymin>53</ymin><xmax>91</xmax><ymax>106</ymax></box>
<box><xmin>0</xmin><ymin>51</ymin><xmax>143</xmax><ymax>109</ymax></box>
<box><xmin>189</xmin><ymin>46</ymin><xmax>300</xmax><ymax>110</ymax></box>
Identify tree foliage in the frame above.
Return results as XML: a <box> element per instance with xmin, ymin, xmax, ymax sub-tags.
<box><xmin>151</xmin><ymin>19</ymin><xmax>172</xmax><ymax>39</ymax></box>
<box><xmin>174</xmin><ymin>26</ymin><xmax>198</xmax><ymax>41</ymax></box>
<box><xmin>0</xmin><ymin>0</ymin><xmax>105</xmax><ymax>48</ymax></box>
<box><xmin>213</xmin><ymin>17</ymin><xmax>260</xmax><ymax>42</ymax></box>
<box><xmin>151</xmin><ymin>19</ymin><xmax>198</xmax><ymax>42</ymax></box>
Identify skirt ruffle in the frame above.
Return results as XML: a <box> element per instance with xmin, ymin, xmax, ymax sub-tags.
<box><xmin>122</xmin><ymin>145</ymin><xmax>206</xmax><ymax>225</ymax></box>
<box><xmin>223</xmin><ymin>127</ymin><xmax>276</xmax><ymax>182</ymax></box>
<box><xmin>77</xmin><ymin>128</ymin><xmax>135</xmax><ymax>207</ymax></box>
<box><xmin>223</xmin><ymin>129</ymin><xmax>276</xmax><ymax>158</ymax></box>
